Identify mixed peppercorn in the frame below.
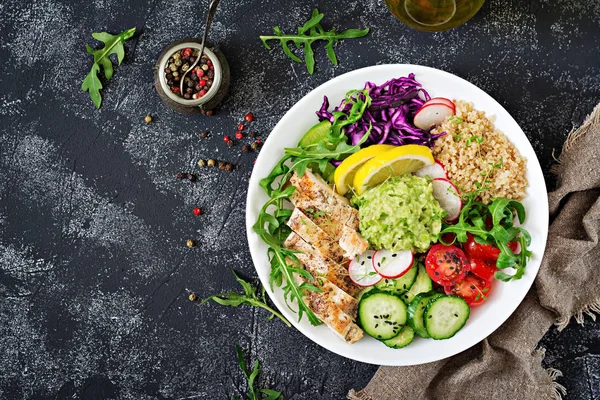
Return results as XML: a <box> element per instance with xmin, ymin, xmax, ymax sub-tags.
<box><xmin>164</xmin><ymin>47</ymin><xmax>215</xmax><ymax>100</ymax></box>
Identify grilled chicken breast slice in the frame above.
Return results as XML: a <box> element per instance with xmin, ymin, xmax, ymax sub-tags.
<box><xmin>287</xmin><ymin>208</ymin><xmax>345</xmax><ymax>262</ymax></box>
<box><xmin>284</xmin><ymin>232</ymin><xmax>361</xmax><ymax>296</ymax></box>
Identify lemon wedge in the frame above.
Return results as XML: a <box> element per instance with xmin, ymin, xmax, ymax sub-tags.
<box><xmin>353</xmin><ymin>145</ymin><xmax>435</xmax><ymax>195</ymax></box>
<box><xmin>334</xmin><ymin>144</ymin><xmax>395</xmax><ymax>195</ymax></box>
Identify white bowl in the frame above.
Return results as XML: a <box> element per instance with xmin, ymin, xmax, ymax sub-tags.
<box><xmin>245</xmin><ymin>64</ymin><xmax>549</xmax><ymax>366</ymax></box>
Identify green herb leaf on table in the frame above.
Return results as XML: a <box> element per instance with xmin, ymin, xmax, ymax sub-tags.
<box><xmin>234</xmin><ymin>345</ymin><xmax>283</xmax><ymax>400</ymax></box>
<box><xmin>260</xmin><ymin>8</ymin><xmax>369</xmax><ymax>74</ymax></box>
<box><xmin>201</xmin><ymin>271</ymin><xmax>291</xmax><ymax>327</ymax></box>
<box><xmin>81</xmin><ymin>27</ymin><xmax>136</xmax><ymax>108</ymax></box>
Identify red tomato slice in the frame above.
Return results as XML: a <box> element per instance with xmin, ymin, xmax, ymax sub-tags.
<box><xmin>444</xmin><ymin>272</ymin><xmax>493</xmax><ymax>306</ymax></box>
<box><xmin>425</xmin><ymin>244</ymin><xmax>469</xmax><ymax>287</ymax></box>
<box><xmin>469</xmin><ymin>258</ymin><xmax>496</xmax><ymax>281</ymax></box>
<box><xmin>464</xmin><ymin>233</ymin><xmax>519</xmax><ymax>261</ymax></box>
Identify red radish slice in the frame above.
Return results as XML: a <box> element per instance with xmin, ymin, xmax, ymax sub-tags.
<box><xmin>414</xmin><ymin>161</ymin><xmax>447</xmax><ymax>180</ymax></box>
<box><xmin>432</xmin><ymin>178</ymin><xmax>462</xmax><ymax>222</ymax></box>
<box><xmin>372</xmin><ymin>250</ymin><xmax>414</xmax><ymax>279</ymax></box>
<box><xmin>424</xmin><ymin>97</ymin><xmax>455</xmax><ymax>111</ymax></box>
<box><xmin>414</xmin><ymin>103</ymin><xmax>454</xmax><ymax>130</ymax></box>
<box><xmin>348</xmin><ymin>250</ymin><xmax>382</xmax><ymax>287</ymax></box>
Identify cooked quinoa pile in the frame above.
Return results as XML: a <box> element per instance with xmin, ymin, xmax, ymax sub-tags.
<box><xmin>431</xmin><ymin>101</ymin><xmax>528</xmax><ymax>204</ymax></box>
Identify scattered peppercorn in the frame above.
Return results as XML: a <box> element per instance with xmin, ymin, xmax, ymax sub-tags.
<box><xmin>187</xmin><ymin>173</ymin><xmax>196</xmax><ymax>182</ymax></box>
<box><xmin>144</xmin><ymin>115</ymin><xmax>153</xmax><ymax>124</ymax></box>
<box><xmin>189</xmin><ymin>293</ymin><xmax>198</xmax><ymax>302</ymax></box>
<box><xmin>237</xmin><ymin>123</ymin><xmax>244</xmax><ymax>131</ymax></box>
<box><xmin>235</xmin><ymin>131</ymin><xmax>243</xmax><ymax>140</ymax></box>
<box><xmin>256</xmin><ymin>139</ymin><xmax>262</xmax><ymax>146</ymax></box>
<box><xmin>193</xmin><ymin>207</ymin><xmax>202</xmax><ymax>216</ymax></box>
<box><xmin>186</xmin><ymin>239</ymin><xmax>196</xmax><ymax>248</ymax></box>
<box><xmin>242</xmin><ymin>144</ymin><xmax>250</xmax><ymax>153</ymax></box>
<box><xmin>244</xmin><ymin>113</ymin><xmax>254</xmax><ymax>122</ymax></box>
<box><xmin>200</xmin><ymin>131</ymin><xmax>209</xmax><ymax>138</ymax></box>
<box><xmin>251</xmin><ymin>142</ymin><xmax>259</xmax><ymax>151</ymax></box>
<box><xmin>197</xmin><ymin>159</ymin><xmax>206</xmax><ymax>167</ymax></box>
<box><xmin>218</xmin><ymin>161</ymin><xmax>226</xmax><ymax>170</ymax></box>
<box><xmin>224</xmin><ymin>163</ymin><xmax>233</xmax><ymax>171</ymax></box>
<box><xmin>176</xmin><ymin>172</ymin><xmax>186</xmax><ymax>179</ymax></box>
<box><xmin>204</xmin><ymin>110</ymin><xmax>214</xmax><ymax>116</ymax></box>
<box><xmin>226</xmin><ymin>139</ymin><xmax>233</xmax><ymax>148</ymax></box>
<box><xmin>223</xmin><ymin>135</ymin><xmax>231</xmax><ymax>143</ymax></box>
<box><xmin>249</xmin><ymin>132</ymin><xmax>257</xmax><ymax>139</ymax></box>
<box><xmin>207</xmin><ymin>159</ymin><xmax>216</xmax><ymax>167</ymax></box>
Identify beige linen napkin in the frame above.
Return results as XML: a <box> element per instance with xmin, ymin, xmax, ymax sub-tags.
<box><xmin>349</xmin><ymin>103</ymin><xmax>600</xmax><ymax>400</ymax></box>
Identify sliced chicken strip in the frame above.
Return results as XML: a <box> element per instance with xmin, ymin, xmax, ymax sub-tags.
<box><xmin>284</xmin><ymin>232</ymin><xmax>361</xmax><ymax>296</ymax></box>
<box><xmin>289</xmin><ymin>170</ymin><xmax>360</xmax><ymax>230</ymax></box>
<box><xmin>287</xmin><ymin>208</ymin><xmax>345</xmax><ymax>262</ymax></box>
<box><xmin>338</xmin><ymin>225</ymin><xmax>369</xmax><ymax>259</ymax></box>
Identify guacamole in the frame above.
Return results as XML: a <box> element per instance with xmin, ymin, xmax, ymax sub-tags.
<box><xmin>353</xmin><ymin>175</ymin><xmax>444</xmax><ymax>253</ymax></box>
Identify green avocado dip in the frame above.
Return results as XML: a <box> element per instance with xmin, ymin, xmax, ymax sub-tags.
<box><xmin>352</xmin><ymin>175</ymin><xmax>444</xmax><ymax>253</ymax></box>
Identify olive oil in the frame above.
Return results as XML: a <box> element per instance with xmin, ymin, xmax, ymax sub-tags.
<box><xmin>385</xmin><ymin>0</ymin><xmax>485</xmax><ymax>32</ymax></box>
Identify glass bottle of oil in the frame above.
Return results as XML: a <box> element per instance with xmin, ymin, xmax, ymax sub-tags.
<box><xmin>385</xmin><ymin>0</ymin><xmax>486</xmax><ymax>32</ymax></box>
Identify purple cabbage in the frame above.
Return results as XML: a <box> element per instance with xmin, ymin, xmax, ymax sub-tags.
<box><xmin>316</xmin><ymin>73</ymin><xmax>446</xmax><ymax>148</ymax></box>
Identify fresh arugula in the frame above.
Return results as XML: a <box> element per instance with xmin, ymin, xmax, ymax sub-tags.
<box><xmin>233</xmin><ymin>345</ymin><xmax>283</xmax><ymax>400</ymax></box>
<box><xmin>439</xmin><ymin>193</ymin><xmax>532</xmax><ymax>282</ymax></box>
<box><xmin>81</xmin><ymin>27</ymin><xmax>136</xmax><ymax>108</ymax></box>
<box><xmin>253</xmin><ymin>88</ymin><xmax>372</xmax><ymax>325</ymax></box>
<box><xmin>201</xmin><ymin>271</ymin><xmax>291</xmax><ymax>327</ymax></box>
<box><xmin>260</xmin><ymin>8</ymin><xmax>369</xmax><ymax>74</ymax></box>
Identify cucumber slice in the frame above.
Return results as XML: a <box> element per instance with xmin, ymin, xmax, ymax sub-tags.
<box><xmin>408</xmin><ymin>291</ymin><xmax>444</xmax><ymax>338</ymax></box>
<box><xmin>355</xmin><ymin>286</ymin><xmax>375</xmax><ymax>302</ymax></box>
<box><xmin>298</xmin><ymin>121</ymin><xmax>332</xmax><ymax>148</ymax></box>
<box><xmin>401</xmin><ymin>263</ymin><xmax>433</xmax><ymax>304</ymax></box>
<box><xmin>375</xmin><ymin>263</ymin><xmax>418</xmax><ymax>294</ymax></box>
<box><xmin>358</xmin><ymin>292</ymin><xmax>408</xmax><ymax>340</ymax></box>
<box><xmin>425</xmin><ymin>295</ymin><xmax>470</xmax><ymax>340</ymax></box>
<box><xmin>382</xmin><ymin>325</ymin><xmax>415</xmax><ymax>349</ymax></box>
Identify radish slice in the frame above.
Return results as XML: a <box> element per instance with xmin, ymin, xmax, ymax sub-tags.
<box><xmin>372</xmin><ymin>250</ymin><xmax>414</xmax><ymax>279</ymax></box>
<box><xmin>414</xmin><ymin>103</ymin><xmax>455</xmax><ymax>130</ymax></box>
<box><xmin>348</xmin><ymin>250</ymin><xmax>382</xmax><ymax>287</ymax></box>
<box><xmin>414</xmin><ymin>161</ymin><xmax>447</xmax><ymax>180</ymax></box>
<box><xmin>424</xmin><ymin>97</ymin><xmax>455</xmax><ymax>112</ymax></box>
<box><xmin>432</xmin><ymin>178</ymin><xmax>462</xmax><ymax>222</ymax></box>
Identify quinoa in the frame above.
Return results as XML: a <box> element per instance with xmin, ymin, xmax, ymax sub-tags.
<box><xmin>431</xmin><ymin>101</ymin><xmax>528</xmax><ymax>204</ymax></box>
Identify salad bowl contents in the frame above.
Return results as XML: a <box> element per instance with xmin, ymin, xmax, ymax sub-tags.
<box><xmin>246</xmin><ymin>65</ymin><xmax>548</xmax><ymax>365</ymax></box>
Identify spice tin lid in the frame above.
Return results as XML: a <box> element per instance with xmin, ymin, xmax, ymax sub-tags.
<box><xmin>154</xmin><ymin>39</ymin><xmax>230</xmax><ymax>114</ymax></box>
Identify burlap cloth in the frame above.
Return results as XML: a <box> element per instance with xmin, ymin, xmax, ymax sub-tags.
<box><xmin>349</xmin><ymin>103</ymin><xmax>600</xmax><ymax>400</ymax></box>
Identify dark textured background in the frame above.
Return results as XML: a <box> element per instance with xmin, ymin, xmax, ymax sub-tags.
<box><xmin>1</xmin><ymin>0</ymin><xmax>599</xmax><ymax>399</ymax></box>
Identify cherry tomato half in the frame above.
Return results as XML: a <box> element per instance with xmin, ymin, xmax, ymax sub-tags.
<box><xmin>444</xmin><ymin>272</ymin><xmax>493</xmax><ymax>306</ymax></box>
<box><xmin>469</xmin><ymin>258</ymin><xmax>496</xmax><ymax>281</ymax></box>
<box><xmin>425</xmin><ymin>244</ymin><xmax>469</xmax><ymax>287</ymax></box>
<box><xmin>464</xmin><ymin>233</ymin><xmax>519</xmax><ymax>262</ymax></box>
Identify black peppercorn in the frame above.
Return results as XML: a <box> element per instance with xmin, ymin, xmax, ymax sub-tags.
<box><xmin>187</xmin><ymin>173</ymin><xmax>196</xmax><ymax>181</ymax></box>
<box><xmin>218</xmin><ymin>161</ymin><xmax>225</xmax><ymax>170</ymax></box>
<box><xmin>205</xmin><ymin>110</ymin><xmax>214</xmax><ymax>116</ymax></box>
<box><xmin>174</xmin><ymin>76</ymin><xmax>180</xmax><ymax>82</ymax></box>
<box><xmin>191</xmin><ymin>74</ymin><xmax>199</xmax><ymax>81</ymax></box>
<box><xmin>187</xmin><ymin>79</ymin><xmax>195</xmax><ymax>88</ymax></box>
<box><xmin>242</xmin><ymin>145</ymin><xmax>250</xmax><ymax>152</ymax></box>
<box><xmin>189</xmin><ymin>56</ymin><xmax>196</xmax><ymax>64</ymax></box>
<box><xmin>166</xmin><ymin>73</ymin><xmax>173</xmax><ymax>80</ymax></box>
<box><xmin>249</xmin><ymin>132</ymin><xmax>257</xmax><ymax>139</ymax></box>
<box><xmin>200</xmin><ymin>131</ymin><xmax>209</xmax><ymax>138</ymax></box>
<box><xmin>183</xmin><ymin>93</ymin><xmax>191</xmax><ymax>99</ymax></box>
<box><xmin>176</xmin><ymin>172</ymin><xmax>185</xmax><ymax>179</ymax></box>
<box><xmin>167</xmin><ymin>80</ymin><xmax>174</xmax><ymax>86</ymax></box>
<box><xmin>186</xmin><ymin>87</ymin><xmax>193</xmax><ymax>94</ymax></box>
<box><xmin>207</xmin><ymin>70</ymin><xmax>214</xmax><ymax>79</ymax></box>
<box><xmin>226</xmin><ymin>140</ymin><xmax>233</xmax><ymax>148</ymax></box>
<box><xmin>224</xmin><ymin>163</ymin><xmax>233</xmax><ymax>171</ymax></box>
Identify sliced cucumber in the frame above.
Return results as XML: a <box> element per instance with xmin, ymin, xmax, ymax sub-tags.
<box><xmin>375</xmin><ymin>263</ymin><xmax>418</xmax><ymax>294</ymax></box>
<box><xmin>425</xmin><ymin>295</ymin><xmax>470</xmax><ymax>340</ymax></box>
<box><xmin>408</xmin><ymin>291</ymin><xmax>444</xmax><ymax>338</ymax></box>
<box><xmin>355</xmin><ymin>286</ymin><xmax>375</xmax><ymax>302</ymax></box>
<box><xmin>358</xmin><ymin>292</ymin><xmax>408</xmax><ymax>340</ymax></box>
<box><xmin>401</xmin><ymin>263</ymin><xmax>433</xmax><ymax>304</ymax></box>
<box><xmin>382</xmin><ymin>325</ymin><xmax>415</xmax><ymax>349</ymax></box>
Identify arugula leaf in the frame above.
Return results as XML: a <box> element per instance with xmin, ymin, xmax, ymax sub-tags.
<box><xmin>201</xmin><ymin>271</ymin><xmax>291</xmax><ymax>327</ymax></box>
<box><xmin>260</xmin><ymin>8</ymin><xmax>369</xmax><ymax>74</ymax></box>
<box><xmin>235</xmin><ymin>345</ymin><xmax>283</xmax><ymax>400</ymax></box>
<box><xmin>81</xmin><ymin>27</ymin><xmax>136</xmax><ymax>108</ymax></box>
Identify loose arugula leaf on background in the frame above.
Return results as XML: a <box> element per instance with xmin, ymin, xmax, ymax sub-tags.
<box><xmin>259</xmin><ymin>8</ymin><xmax>369</xmax><ymax>74</ymax></box>
<box><xmin>234</xmin><ymin>345</ymin><xmax>283</xmax><ymax>400</ymax></box>
<box><xmin>81</xmin><ymin>27</ymin><xmax>136</xmax><ymax>108</ymax></box>
<box><xmin>201</xmin><ymin>271</ymin><xmax>291</xmax><ymax>327</ymax></box>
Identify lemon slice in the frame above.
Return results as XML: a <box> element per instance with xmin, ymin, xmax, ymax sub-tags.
<box><xmin>334</xmin><ymin>144</ymin><xmax>395</xmax><ymax>195</ymax></box>
<box><xmin>353</xmin><ymin>145</ymin><xmax>435</xmax><ymax>195</ymax></box>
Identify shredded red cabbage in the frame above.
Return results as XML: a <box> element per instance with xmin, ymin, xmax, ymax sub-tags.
<box><xmin>316</xmin><ymin>73</ymin><xmax>446</xmax><ymax>151</ymax></box>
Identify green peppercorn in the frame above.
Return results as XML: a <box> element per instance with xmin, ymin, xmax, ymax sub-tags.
<box><xmin>197</xmin><ymin>159</ymin><xmax>206</xmax><ymax>167</ymax></box>
<box><xmin>172</xmin><ymin>71</ymin><xmax>179</xmax><ymax>77</ymax></box>
<box><xmin>174</xmin><ymin>59</ymin><xmax>183</xmax><ymax>67</ymax></box>
<box><xmin>169</xmin><ymin>63</ymin><xmax>178</xmax><ymax>72</ymax></box>
<box><xmin>201</xmin><ymin>64</ymin><xmax>209</xmax><ymax>71</ymax></box>
<box><xmin>186</xmin><ymin>239</ymin><xmax>195</xmax><ymax>248</ymax></box>
<box><xmin>144</xmin><ymin>115</ymin><xmax>152</xmax><ymax>124</ymax></box>
<box><xmin>189</xmin><ymin>293</ymin><xmax>198</xmax><ymax>302</ymax></box>
<box><xmin>181</xmin><ymin>63</ymin><xmax>189</xmax><ymax>72</ymax></box>
<box><xmin>251</xmin><ymin>142</ymin><xmax>259</xmax><ymax>151</ymax></box>
<box><xmin>207</xmin><ymin>159</ymin><xmax>216</xmax><ymax>167</ymax></box>
<box><xmin>173</xmin><ymin>52</ymin><xmax>181</xmax><ymax>60</ymax></box>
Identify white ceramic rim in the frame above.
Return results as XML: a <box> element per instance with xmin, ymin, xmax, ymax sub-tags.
<box><xmin>158</xmin><ymin>43</ymin><xmax>222</xmax><ymax>105</ymax></box>
<box><xmin>245</xmin><ymin>64</ymin><xmax>549</xmax><ymax>366</ymax></box>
